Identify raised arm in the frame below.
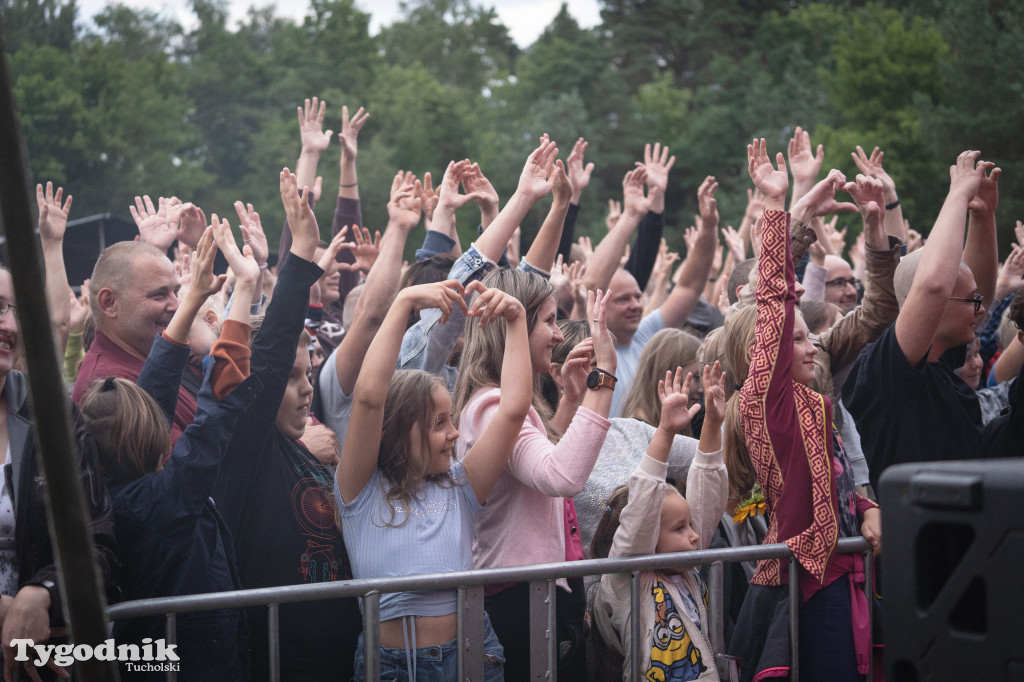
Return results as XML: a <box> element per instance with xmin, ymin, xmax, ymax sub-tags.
<box><xmin>895</xmin><ymin>152</ymin><xmax>991</xmax><ymax>365</ymax></box>
<box><xmin>277</xmin><ymin>97</ymin><xmax>332</xmax><ymax>263</ymax></box>
<box><xmin>430</xmin><ymin>159</ymin><xmax>476</xmax><ymax>252</ymax></box>
<box><xmin>475</xmin><ymin>139</ymin><xmax>560</xmax><ymax>263</ymax></box>
<box><xmin>744</xmin><ymin>139</ymin><xmax>793</xmax><ymax>399</ymax></box>
<box><xmin>522</xmin><ymin>159</ymin><xmax>572</xmax><ymax>273</ymax></box>
<box><xmin>338</xmin><ymin>104</ymin><xmax>369</xmax><ymax>200</ymax></box>
<box><xmin>139</xmin><ymin>226</ymin><xmax>225</xmax><ymax>422</ymax></box>
<box><xmin>337</xmin><ymin>281</ymin><xmax>467</xmax><ymax>504</ymax></box>
<box><xmin>582</xmin><ymin>166</ymin><xmax>649</xmax><ymax>292</ymax></box>
<box><xmin>37</xmin><ymin>182</ymin><xmax>73</xmax><ymax>354</ymax></box>
<box><xmin>463</xmin><ymin>161</ymin><xmax>500</xmax><ymax>231</ymax></box>
<box><xmin>787</xmin><ymin>126</ymin><xmax>824</xmax><ymax>211</ymax></box>
<box><xmin>295</xmin><ymin>97</ymin><xmax>331</xmax><ymax>196</ymax></box>
<box><xmin>331</xmin><ymin>174</ymin><xmax>420</xmax><ymax>394</ymax></box>
<box><xmin>461</xmin><ymin>286</ymin><xmax>531</xmax><ymax>503</ymax></box>
<box><xmin>964</xmin><ymin>165</ymin><xmax>1000</xmax><ymax>311</ymax></box>
<box><xmin>233</xmin><ymin>201</ymin><xmax>269</xmax><ymax>306</ymax></box>
<box><xmin>852</xmin><ymin>145</ymin><xmax>907</xmax><ymax>244</ymax></box>
<box><xmin>658</xmin><ymin>176</ymin><xmax>719</xmax><ymax>328</ymax></box>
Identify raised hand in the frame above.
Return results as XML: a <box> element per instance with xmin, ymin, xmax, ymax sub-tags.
<box><xmin>844</xmin><ymin>174</ymin><xmax>887</xmax><ymax>249</ymax></box>
<box><xmin>658</xmin><ymin>367</ymin><xmax>700</xmax><ymax>434</ymax></box>
<box><xmin>1016</xmin><ymin>219</ymin><xmax>1024</xmax><ymax>248</ymax></box>
<box><xmin>298</xmin><ymin>97</ymin><xmax>332</xmax><ymax>155</ymax></box>
<box><xmin>36</xmin><ymin>182</ymin><xmax>72</xmax><ymax>243</ymax></box>
<box><xmin>387</xmin><ymin>170</ymin><xmax>423</xmax><ymax>231</ymax></box>
<box><xmin>233</xmin><ymin>201</ymin><xmax>268</xmax><ymax>268</ymax></box>
<box><xmin>697</xmin><ymin>175</ymin><xmax>720</xmax><ymax>230</ymax></box>
<box><xmin>279</xmin><ymin>167</ymin><xmax>319</xmax><ymax>259</ymax></box>
<box><xmin>566</xmin><ymin>137</ymin><xmax>594</xmax><ymax>204</ymax></box>
<box><xmin>418</xmin><ymin>171</ymin><xmax>439</xmax><ymax>227</ymax></box>
<box><xmin>552</xmin><ymin>160</ymin><xmax>573</xmax><ymax>205</ymax></box>
<box><xmin>995</xmin><ymin>244</ymin><xmax>1024</xmax><ymax>299</ymax></box>
<box><xmin>559</xmin><ymin>337</ymin><xmax>596</xmax><ymax>404</ymax></box>
<box><xmin>336</xmin><ymin>226</ymin><xmax>381</xmax><ymax>274</ymax></box>
<box><xmin>577</xmin><ymin>235</ymin><xmax>593</xmax><ymax>261</ymax></box>
<box><xmin>906</xmin><ymin>227</ymin><xmax>924</xmax><ymax>253</ymax></box>
<box><xmin>517</xmin><ymin>137</ymin><xmax>559</xmax><ymax>201</ymax></box>
<box><xmin>68</xmin><ymin>283</ymin><xmax>91</xmax><ymax>334</ymax></box>
<box><xmin>824</xmin><ymin>216</ymin><xmax>847</xmax><ymax>255</ymax></box>
<box><xmin>586</xmin><ymin>288</ymin><xmax>616</xmax><ymax>372</ymax></box>
<box><xmin>399</xmin><ymin>279</ymin><xmax>468</xmax><ymax>325</ymax></box>
<box><xmin>130</xmin><ymin>195</ymin><xmax>176</xmax><ymax>252</ymax></box>
<box><xmin>791</xmin><ymin>169</ymin><xmax>858</xmax><ymax>222</ymax></box>
<box><xmin>947</xmin><ymin>151</ymin><xmax>990</xmax><ymax>201</ymax></box>
<box><xmin>968</xmin><ymin>164</ymin><xmax>1001</xmax><ymax>214</ymax></box>
<box><xmin>747</xmin><ymin>138</ymin><xmax>788</xmax><ymax>208</ymax></box>
<box><xmin>750</xmin><ymin>214</ymin><xmax>764</xmax><ymax>256</ymax></box>
<box><xmin>212</xmin><ymin>213</ymin><xmax>260</xmax><ymax>287</ymax></box>
<box><xmin>605</xmin><ymin>199</ymin><xmax>622</xmax><ymax>231</ymax></box>
<box><xmin>851</xmin><ymin>145</ymin><xmax>896</xmax><ymax>197</ymax></box>
<box><xmin>622</xmin><ymin>165</ymin><xmax>651</xmax><ymax>217</ymax></box>
<box><xmin>436</xmin><ymin>160</ymin><xmax>476</xmax><ymax>214</ymax></box>
<box><xmin>723</xmin><ymin>225</ymin><xmax>745</xmax><ymax>263</ymax></box>
<box><xmin>189</xmin><ymin>223</ymin><xmax>228</xmax><ymax>300</ymax></box>
<box><xmin>683</xmin><ymin>224</ymin><xmax>699</xmax><ymax>255</ymax></box>
<box><xmin>701</xmin><ymin>361</ymin><xmax>727</xmax><ymax>426</ymax></box>
<box><xmin>744</xmin><ymin>187</ymin><xmax>766</xmax><ymax>222</ymax></box>
<box><xmin>338</xmin><ymin>105</ymin><xmax>369</xmax><ymax>159</ymax></box>
<box><xmin>176</xmin><ymin>202</ymin><xmax>207</xmax><ymax>250</ymax></box>
<box><xmin>787</xmin><ymin>126</ymin><xmax>824</xmax><ymax>187</ymax></box>
<box><xmin>461</xmin><ymin>162</ymin><xmax>500</xmax><ymax>219</ymax></box>
<box><xmin>465</xmin><ymin>281</ymin><xmax>527</xmax><ymax>326</ymax></box>
<box><xmin>640</xmin><ymin>142</ymin><xmax>675</xmax><ymax>196</ymax></box>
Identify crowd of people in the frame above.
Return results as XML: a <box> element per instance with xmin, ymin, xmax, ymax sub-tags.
<box><xmin>1</xmin><ymin>97</ymin><xmax>1022</xmax><ymax>681</ymax></box>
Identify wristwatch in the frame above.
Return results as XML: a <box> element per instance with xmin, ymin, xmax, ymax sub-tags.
<box><xmin>586</xmin><ymin>368</ymin><xmax>617</xmax><ymax>391</ymax></box>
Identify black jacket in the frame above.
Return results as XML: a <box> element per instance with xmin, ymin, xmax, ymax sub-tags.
<box><xmin>3</xmin><ymin>370</ymin><xmax>119</xmax><ymax>625</ymax></box>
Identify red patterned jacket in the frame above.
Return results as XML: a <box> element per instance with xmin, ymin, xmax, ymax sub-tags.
<box><xmin>739</xmin><ymin>209</ymin><xmax>876</xmax><ymax>594</ymax></box>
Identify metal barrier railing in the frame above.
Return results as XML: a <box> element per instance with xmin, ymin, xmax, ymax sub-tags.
<box><xmin>108</xmin><ymin>536</ymin><xmax>872</xmax><ymax>681</ymax></box>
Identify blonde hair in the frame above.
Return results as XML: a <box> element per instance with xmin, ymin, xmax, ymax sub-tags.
<box><xmin>722</xmin><ymin>304</ymin><xmax>759</xmax><ymax>507</ymax></box>
<box><xmin>81</xmin><ymin>377</ymin><xmax>171</xmax><ymax>480</ymax></box>
<box><xmin>378</xmin><ymin>370</ymin><xmax>455</xmax><ymax>526</ymax></box>
<box><xmin>620</xmin><ymin>328</ymin><xmax>701</xmax><ymax>430</ymax></box>
<box><xmin>452</xmin><ymin>268</ymin><xmax>556</xmax><ymax>427</ymax></box>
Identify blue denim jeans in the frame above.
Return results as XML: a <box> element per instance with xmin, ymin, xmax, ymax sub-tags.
<box><xmin>353</xmin><ymin>613</ymin><xmax>504</xmax><ymax>681</ymax></box>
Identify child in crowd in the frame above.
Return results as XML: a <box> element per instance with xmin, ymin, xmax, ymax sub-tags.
<box><xmin>590</xmin><ymin>364</ymin><xmax>728</xmax><ymax>681</ymax></box>
<box><xmin>728</xmin><ymin>140</ymin><xmax>881</xmax><ymax>682</ymax></box>
<box><xmin>82</xmin><ymin>223</ymin><xmax>261</xmax><ymax>681</ymax></box>
<box><xmin>335</xmin><ymin>277</ymin><xmax>531</xmax><ymax>679</ymax></box>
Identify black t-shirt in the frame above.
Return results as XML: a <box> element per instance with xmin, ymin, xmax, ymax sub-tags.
<box><xmin>842</xmin><ymin>323</ymin><xmax>982</xmax><ymax>496</ymax></box>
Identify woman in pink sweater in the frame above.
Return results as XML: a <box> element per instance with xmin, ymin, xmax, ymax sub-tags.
<box><xmin>453</xmin><ymin>267</ymin><xmax>617</xmax><ymax>680</ymax></box>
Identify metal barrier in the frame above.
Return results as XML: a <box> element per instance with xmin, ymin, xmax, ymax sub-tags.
<box><xmin>108</xmin><ymin>536</ymin><xmax>872</xmax><ymax>681</ymax></box>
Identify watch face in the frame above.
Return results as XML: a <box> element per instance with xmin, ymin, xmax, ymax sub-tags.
<box><xmin>586</xmin><ymin>369</ymin><xmax>600</xmax><ymax>389</ymax></box>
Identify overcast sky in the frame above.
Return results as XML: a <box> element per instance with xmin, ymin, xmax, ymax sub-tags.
<box><xmin>75</xmin><ymin>0</ymin><xmax>604</xmax><ymax>48</ymax></box>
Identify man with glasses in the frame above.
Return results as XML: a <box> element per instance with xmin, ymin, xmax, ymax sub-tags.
<box><xmin>843</xmin><ymin>152</ymin><xmax>999</xmax><ymax>498</ymax></box>
<box><xmin>823</xmin><ymin>254</ymin><xmax>862</xmax><ymax>313</ymax></box>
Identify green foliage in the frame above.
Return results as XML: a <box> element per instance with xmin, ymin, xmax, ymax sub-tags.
<box><xmin>2</xmin><ymin>0</ymin><xmax>1019</xmax><ymax>263</ymax></box>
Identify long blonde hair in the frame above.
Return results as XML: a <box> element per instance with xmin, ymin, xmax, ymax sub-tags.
<box><xmin>722</xmin><ymin>304</ymin><xmax>758</xmax><ymax>507</ymax></box>
<box><xmin>377</xmin><ymin>369</ymin><xmax>455</xmax><ymax>526</ymax></box>
<box><xmin>620</xmin><ymin>328</ymin><xmax>701</xmax><ymax>431</ymax></box>
<box><xmin>452</xmin><ymin>268</ymin><xmax>556</xmax><ymax>428</ymax></box>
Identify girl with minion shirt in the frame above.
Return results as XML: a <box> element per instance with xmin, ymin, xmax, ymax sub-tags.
<box><xmin>591</xmin><ymin>363</ymin><xmax>728</xmax><ymax>681</ymax></box>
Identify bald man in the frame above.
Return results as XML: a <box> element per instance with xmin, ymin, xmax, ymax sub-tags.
<box><xmin>843</xmin><ymin>152</ymin><xmax>999</xmax><ymax>495</ymax></box>
<box><xmin>72</xmin><ymin>241</ymin><xmax>196</xmax><ymax>443</ymax></box>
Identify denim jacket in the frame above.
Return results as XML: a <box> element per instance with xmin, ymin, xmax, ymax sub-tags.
<box><xmin>398</xmin><ymin>243</ymin><xmax>549</xmax><ymax>391</ymax></box>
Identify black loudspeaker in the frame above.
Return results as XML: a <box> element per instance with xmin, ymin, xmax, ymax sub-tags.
<box><xmin>879</xmin><ymin>458</ymin><xmax>1024</xmax><ymax>681</ymax></box>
